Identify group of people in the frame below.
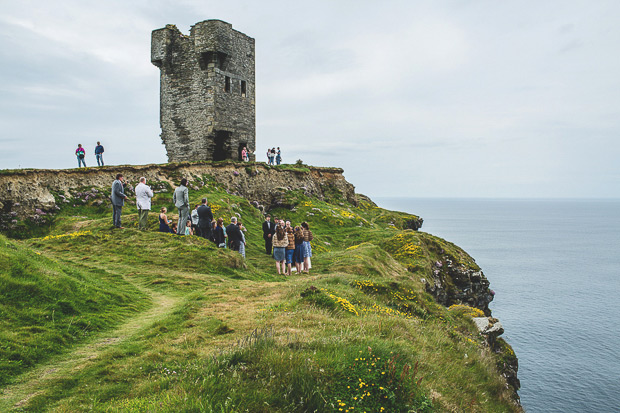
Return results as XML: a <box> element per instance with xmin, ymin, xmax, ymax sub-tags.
<box><xmin>110</xmin><ymin>176</ymin><xmax>249</xmax><ymax>257</ymax></box>
<box><xmin>75</xmin><ymin>142</ymin><xmax>105</xmax><ymax>167</ymax></box>
<box><xmin>240</xmin><ymin>146</ymin><xmax>250</xmax><ymax>162</ymax></box>
<box><xmin>157</xmin><ymin>202</ymin><xmax>248</xmax><ymax>257</ymax></box>
<box><xmin>262</xmin><ymin>215</ymin><xmax>312</xmax><ymax>276</ymax></box>
<box><xmin>266</xmin><ymin>147</ymin><xmax>282</xmax><ymax>165</ymax></box>
<box><xmin>110</xmin><ymin>175</ymin><xmax>315</xmax><ymax>270</ymax></box>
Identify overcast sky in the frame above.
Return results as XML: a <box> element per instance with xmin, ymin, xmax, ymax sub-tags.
<box><xmin>1</xmin><ymin>0</ymin><xmax>619</xmax><ymax>198</ymax></box>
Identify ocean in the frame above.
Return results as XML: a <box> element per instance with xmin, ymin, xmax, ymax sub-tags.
<box><xmin>375</xmin><ymin>198</ymin><xmax>620</xmax><ymax>412</ymax></box>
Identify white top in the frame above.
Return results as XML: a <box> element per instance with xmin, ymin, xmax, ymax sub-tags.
<box><xmin>191</xmin><ymin>209</ymin><xmax>199</xmax><ymax>225</ymax></box>
<box><xmin>135</xmin><ymin>182</ymin><xmax>154</xmax><ymax>210</ymax></box>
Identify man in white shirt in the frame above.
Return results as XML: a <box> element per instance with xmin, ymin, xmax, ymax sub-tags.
<box><xmin>135</xmin><ymin>177</ymin><xmax>154</xmax><ymax>230</ymax></box>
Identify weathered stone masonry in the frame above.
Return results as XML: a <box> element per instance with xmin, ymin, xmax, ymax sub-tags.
<box><xmin>151</xmin><ymin>20</ymin><xmax>255</xmax><ymax>162</ymax></box>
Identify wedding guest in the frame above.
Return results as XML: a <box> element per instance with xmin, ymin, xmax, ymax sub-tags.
<box><xmin>285</xmin><ymin>221</ymin><xmax>295</xmax><ymax>276</ymax></box>
<box><xmin>301</xmin><ymin>222</ymin><xmax>313</xmax><ymax>274</ymax></box>
<box><xmin>184</xmin><ymin>219</ymin><xmax>193</xmax><ymax>236</ymax></box>
<box><xmin>213</xmin><ymin>218</ymin><xmax>226</xmax><ymax>247</ymax></box>
<box><xmin>294</xmin><ymin>226</ymin><xmax>304</xmax><ymax>274</ymax></box>
<box><xmin>272</xmin><ymin>220</ymin><xmax>288</xmax><ymax>275</ymax></box>
<box><xmin>197</xmin><ymin>198</ymin><xmax>214</xmax><ymax>240</ymax></box>
<box><xmin>238</xmin><ymin>221</ymin><xmax>247</xmax><ymax>258</ymax></box>
<box><xmin>190</xmin><ymin>204</ymin><xmax>200</xmax><ymax>236</ymax></box>
<box><xmin>262</xmin><ymin>214</ymin><xmax>276</xmax><ymax>255</ymax></box>
<box><xmin>135</xmin><ymin>177</ymin><xmax>153</xmax><ymax>230</ymax></box>
<box><xmin>110</xmin><ymin>173</ymin><xmax>127</xmax><ymax>228</ymax></box>
<box><xmin>173</xmin><ymin>178</ymin><xmax>189</xmax><ymax>235</ymax></box>
<box><xmin>226</xmin><ymin>217</ymin><xmax>243</xmax><ymax>252</ymax></box>
<box><xmin>159</xmin><ymin>207</ymin><xmax>171</xmax><ymax>233</ymax></box>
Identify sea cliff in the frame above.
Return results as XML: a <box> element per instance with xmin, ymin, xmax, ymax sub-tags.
<box><xmin>0</xmin><ymin>162</ymin><xmax>520</xmax><ymax>411</ymax></box>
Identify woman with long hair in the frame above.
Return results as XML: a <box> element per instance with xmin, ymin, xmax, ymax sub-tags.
<box><xmin>213</xmin><ymin>218</ymin><xmax>226</xmax><ymax>247</ymax></box>
<box><xmin>293</xmin><ymin>226</ymin><xmax>304</xmax><ymax>274</ymax></box>
<box><xmin>272</xmin><ymin>220</ymin><xmax>288</xmax><ymax>275</ymax></box>
<box><xmin>301</xmin><ymin>222</ymin><xmax>313</xmax><ymax>274</ymax></box>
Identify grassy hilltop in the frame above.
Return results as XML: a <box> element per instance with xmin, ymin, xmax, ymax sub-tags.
<box><xmin>0</xmin><ymin>165</ymin><xmax>520</xmax><ymax>412</ymax></box>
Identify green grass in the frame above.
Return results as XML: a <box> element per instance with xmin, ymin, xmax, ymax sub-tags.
<box><xmin>0</xmin><ymin>181</ymin><xmax>521</xmax><ymax>412</ymax></box>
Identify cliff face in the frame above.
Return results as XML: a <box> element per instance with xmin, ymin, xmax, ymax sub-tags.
<box><xmin>0</xmin><ymin>162</ymin><xmax>356</xmax><ymax>220</ymax></box>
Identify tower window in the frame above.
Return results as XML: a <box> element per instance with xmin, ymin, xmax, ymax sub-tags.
<box><xmin>241</xmin><ymin>80</ymin><xmax>247</xmax><ymax>97</ymax></box>
<box><xmin>225</xmin><ymin>76</ymin><xmax>231</xmax><ymax>93</ymax></box>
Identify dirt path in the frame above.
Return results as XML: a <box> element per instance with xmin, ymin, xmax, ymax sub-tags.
<box><xmin>0</xmin><ymin>290</ymin><xmax>181</xmax><ymax>411</ymax></box>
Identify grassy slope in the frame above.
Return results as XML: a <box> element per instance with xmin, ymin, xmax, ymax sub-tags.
<box><xmin>0</xmin><ymin>175</ymin><xmax>519</xmax><ymax>412</ymax></box>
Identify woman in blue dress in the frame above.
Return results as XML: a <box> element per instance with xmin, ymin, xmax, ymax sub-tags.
<box><xmin>159</xmin><ymin>207</ymin><xmax>171</xmax><ymax>233</ymax></box>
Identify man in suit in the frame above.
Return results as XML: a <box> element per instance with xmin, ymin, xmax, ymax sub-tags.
<box><xmin>226</xmin><ymin>217</ymin><xmax>243</xmax><ymax>252</ymax></box>
<box><xmin>262</xmin><ymin>214</ymin><xmax>276</xmax><ymax>255</ymax></box>
<box><xmin>197</xmin><ymin>198</ymin><xmax>214</xmax><ymax>240</ymax></box>
<box><xmin>173</xmin><ymin>178</ymin><xmax>189</xmax><ymax>235</ymax></box>
<box><xmin>111</xmin><ymin>173</ymin><xmax>127</xmax><ymax>228</ymax></box>
<box><xmin>135</xmin><ymin>177</ymin><xmax>153</xmax><ymax>230</ymax></box>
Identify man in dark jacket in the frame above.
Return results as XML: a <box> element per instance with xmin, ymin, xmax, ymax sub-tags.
<box><xmin>262</xmin><ymin>214</ymin><xmax>276</xmax><ymax>255</ymax></box>
<box><xmin>226</xmin><ymin>217</ymin><xmax>243</xmax><ymax>252</ymax></box>
<box><xmin>110</xmin><ymin>173</ymin><xmax>127</xmax><ymax>228</ymax></box>
<box><xmin>197</xmin><ymin>198</ymin><xmax>214</xmax><ymax>240</ymax></box>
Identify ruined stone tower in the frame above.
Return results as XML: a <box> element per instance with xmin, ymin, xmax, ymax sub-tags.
<box><xmin>151</xmin><ymin>20</ymin><xmax>255</xmax><ymax>162</ymax></box>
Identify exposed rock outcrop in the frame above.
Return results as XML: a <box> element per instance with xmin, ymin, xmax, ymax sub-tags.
<box><xmin>0</xmin><ymin>162</ymin><xmax>356</xmax><ymax>220</ymax></box>
<box><xmin>420</xmin><ymin>236</ymin><xmax>494</xmax><ymax>316</ymax></box>
<box><xmin>473</xmin><ymin>317</ymin><xmax>521</xmax><ymax>399</ymax></box>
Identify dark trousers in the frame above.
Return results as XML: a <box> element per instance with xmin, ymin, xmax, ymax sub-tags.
<box><xmin>264</xmin><ymin>237</ymin><xmax>272</xmax><ymax>254</ymax></box>
<box><xmin>199</xmin><ymin>226</ymin><xmax>211</xmax><ymax>240</ymax></box>
<box><xmin>112</xmin><ymin>205</ymin><xmax>123</xmax><ymax>228</ymax></box>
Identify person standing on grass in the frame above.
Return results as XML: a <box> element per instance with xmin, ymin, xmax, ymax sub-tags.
<box><xmin>197</xmin><ymin>198</ymin><xmax>214</xmax><ymax>240</ymax></box>
<box><xmin>262</xmin><ymin>214</ymin><xmax>276</xmax><ymax>255</ymax></box>
<box><xmin>159</xmin><ymin>207</ymin><xmax>171</xmax><ymax>233</ymax></box>
<box><xmin>293</xmin><ymin>226</ymin><xmax>305</xmax><ymax>274</ymax></box>
<box><xmin>190</xmin><ymin>204</ymin><xmax>200</xmax><ymax>236</ymax></box>
<box><xmin>226</xmin><ymin>217</ymin><xmax>243</xmax><ymax>252</ymax></box>
<box><xmin>110</xmin><ymin>173</ymin><xmax>127</xmax><ymax>229</ymax></box>
<box><xmin>173</xmin><ymin>178</ymin><xmax>189</xmax><ymax>235</ymax></box>
<box><xmin>95</xmin><ymin>141</ymin><xmax>105</xmax><ymax>166</ymax></box>
<box><xmin>238</xmin><ymin>221</ymin><xmax>247</xmax><ymax>258</ymax></box>
<box><xmin>213</xmin><ymin>218</ymin><xmax>226</xmax><ymax>247</ymax></box>
<box><xmin>76</xmin><ymin>144</ymin><xmax>86</xmax><ymax>168</ymax></box>
<box><xmin>272</xmin><ymin>220</ymin><xmax>288</xmax><ymax>275</ymax></box>
<box><xmin>135</xmin><ymin>177</ymin><xmax>153</xmax><ymax>230</ymax></box>
<box><xmin>285</xmin><ymin>221</ymin><xmax>295</xmax><ymax>276</ymax></box>
<box><xmin>301</xmin><ymin>221</ymin><xmax>313</xmax><ymax>274</ymax></box>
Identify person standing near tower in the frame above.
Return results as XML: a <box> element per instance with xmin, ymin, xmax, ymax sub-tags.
<box><xmin>173</xmin><ymin>178</ymin><xmax>189</xmax><ymax>235</ymax></box>
<box><xmin>95</xmin><ymin>141</ymin><xmax>105</xmax><ymax>166</ymax></box>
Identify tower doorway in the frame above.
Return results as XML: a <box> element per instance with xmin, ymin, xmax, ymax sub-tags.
<box><xmin>213</xmin><ymin>131</ymin><xmax>232</xmax><ymax>161</ymax></box>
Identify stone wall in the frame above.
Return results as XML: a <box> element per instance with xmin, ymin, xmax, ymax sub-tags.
<box><xmin>151</xmin><ymin>20</ymin><xmax>255</xmax><ymax>162</ymax></box>
<box><xmin>0</xmin><ymin>163</ymin><xmax>355</xmax><ymax>219</ymax></box>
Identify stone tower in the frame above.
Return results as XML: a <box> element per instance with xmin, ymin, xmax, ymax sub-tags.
<box><xmin>151</xmin><ymin>20</ymin><xmax>255</xmax><ymax>162</ymax></box>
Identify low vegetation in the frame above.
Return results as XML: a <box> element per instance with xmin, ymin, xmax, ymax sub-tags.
<box><xmin>0</xmin><ymin>171</ymin><xmax>519</xmax><ymax>412</ymax></box>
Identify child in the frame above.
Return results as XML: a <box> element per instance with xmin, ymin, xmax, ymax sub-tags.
<box><xmin>184</xmin><ymin>219</ymin><xmax>193</xmax><ymax>236</ymax></box>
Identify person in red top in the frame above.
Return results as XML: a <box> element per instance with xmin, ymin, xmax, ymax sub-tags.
<box><xmin>75</xmin><ymin>144</ymin><xmax>86</xmax><ymax>168</ymax></box>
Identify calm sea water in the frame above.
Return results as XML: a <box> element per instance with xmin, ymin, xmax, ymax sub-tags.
<box><xmin>375</xmin><ymin>198</ymin><xmax>620</xmax><ymax>413</ymax></box>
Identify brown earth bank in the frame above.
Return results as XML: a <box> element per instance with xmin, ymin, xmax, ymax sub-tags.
<box><xmin>0</xmin><ymin>162</ymin><xmax>358</xmax><ymax>218</ymax></box>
